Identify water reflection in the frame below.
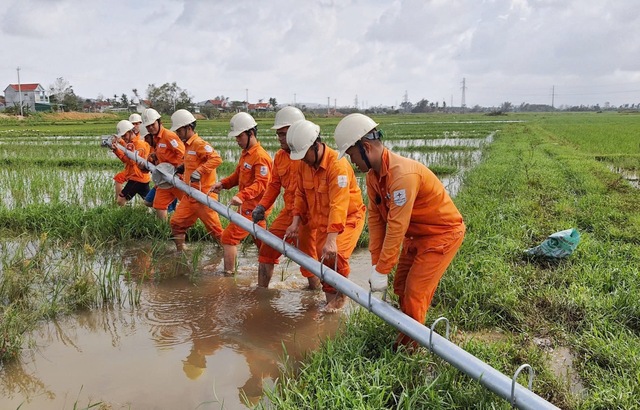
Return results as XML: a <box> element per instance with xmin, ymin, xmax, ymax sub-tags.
<box><xmin>608</xmin><ymin>165</ymin><xmax>639</xmax><ymax>189</ymax></box>
<box><xmin>0</xmin><ymin>245</ymin><xmax>370</xmax><ymax>409</ymax></box>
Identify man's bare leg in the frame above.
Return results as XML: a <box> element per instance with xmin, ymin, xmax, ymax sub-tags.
<box><xmin>155</xmin><ymin>209</ymin><xmax>168</xmax><ymax>221</ymax></box>
<box><xmin>258</xmin><ymin>263</ymin><xmax>274</xmax><ymax>287</ymax></box>
<box><xmin>115</xmin><ymin>182</ymin><xmax>123</xmax><ymax>202</ymax></box>
<box><xmin>223</xmin><ymin>244</ymin><xmax>237</xmax><ymax>275</ymax></box>
<box><xmin>324</xmin><ymin>292</ymin><xmax>348</xmax><ymax>313</ymax></box>
<box><xmin>307</xmin><ymin>275</ymin><xmax>321</xmax><ymax>290</ymax></box>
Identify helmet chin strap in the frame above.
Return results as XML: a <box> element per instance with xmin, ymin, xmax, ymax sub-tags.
<box><xmin>312</xmin><ymin>142</ymin><xmax>322</xmax><ymax>167</ymax></box>
<box><xmin>355</xmin><ymin>140</ymin><xmax>372</xmax><ymax>171</ymax></box>
<box><xmin>244</xmin><ymin>130</ymin><xmax>252</xmax><ymax>150</ymax></box>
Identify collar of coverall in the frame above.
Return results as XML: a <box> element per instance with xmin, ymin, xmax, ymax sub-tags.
<box><xmin>153</xmin><ymin>125</ymin><xmax>166</xmax><ymax>140</ymax></box>
<box><xmin>314</xmin><ymin>142</ymin><xmax>333</xmax><ymax>170</ymax></box>
<box><xmin>185</xmin><ymin>132</ymin><xmax>199</xmax><ymax>146</ymax></box>
<box><xmin>241</xmin><ymin>140</ymin><xmax>261</xmax><ymax>156</ymax></box>
<box><xmin>375</xmin><ymin>147</ymin><xmax>391</xmax><ymax>180</ymax></box>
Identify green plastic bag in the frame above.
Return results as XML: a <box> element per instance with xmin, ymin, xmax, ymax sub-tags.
<box><xmin>525</xmin><ymin>228</ymin><xmax>580</xmax><ymax>258</ymax></box>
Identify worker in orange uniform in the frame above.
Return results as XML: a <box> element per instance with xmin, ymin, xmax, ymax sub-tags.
<box><xmin>141</xmin><ymin>108</ymin><xmax>185</xmax><ymax>220</ymax></box>
<box><xmin>168</xmin><ymin>109</ymin><xmax>224</xmax><ymax>252</ymax></box>
<box><xmin>334</xmin><ymin>113</ymin><xmax>465</xmax><ymax>350</ymax></box>
<box><xmin>210</xmin><ymin>112</ymin><xmax>272</xmax><ymax>275</ymax></box>
<box><xmin>251</xmin><ymin>107</ymin><xmax>320</xmax><ymax>289</ymax></box>
<box><xmin>110</xmin><ymin>119</ymin><xmax>151</xmax><ymax>206</ymax></box>
<box><xmin>112</xmin><ymin>113</ymin><xmax>144</xmax><ymax>201</ymax></box>
<box><xmin>284</xmin><ymin>120</ymin><xmax>366</xmax><ymax>312</ymax></box>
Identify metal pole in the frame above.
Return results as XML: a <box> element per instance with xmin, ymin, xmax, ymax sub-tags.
<box><xmin>16</xmin><ymin>67</ymin><xmax>24</xmax><ymax>117</ymax></box>
<box><xmin>115</xmin><ymin>144</ymin><xmax>560</xmax><ymax>410</ymax></box>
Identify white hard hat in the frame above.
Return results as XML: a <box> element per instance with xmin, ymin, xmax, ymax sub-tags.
<box><xmin>228</xmin><ymin>112</ymin><xmax>258</xmax><ymax>137</ymax></box>
<box><xmin>334</xmin><ymin>113</ymin><xmax>379</xmax><ymax>159</ymax></box>
<box><xmin>286</xmin><ymin>120</ymin><xmax>320</xmax><ymax>160</ymax></box>
<box><xmin>128</xmin><ymin>113</ymin><xmax>142</xmax><ymax>124</ymax></box>
<box><xmin>271</xmin><ymin>106</ymin><xmax>305</xmax><ymax>130</ymax></box>
<box><xmin>116</xmin><ymin>120</ymin><xmax>135</xmax><ymax>137</ymax></box>
<box><xmin>170</xmin><ymin>109</ymin><xmax>197</xmax><ymax>131</ymax></box>
<box><xmin>140</xmin><ymin>125</ymin><xmax>149</xmax><ymax>138</ymax></box>
<box><xmin>141</xmin><ymin>108</ymin><xmax>162</xmax><ymax>127</ymax></box>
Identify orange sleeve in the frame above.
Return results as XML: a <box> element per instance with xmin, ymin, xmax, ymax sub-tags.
<box><xmin>259</xmin><ymin>157</ymin><xmax>282</xmax><ymax>209</ymax></box>
<box><xmin>376</xmin><ymin>173</ymin><xmax>420</xmax><ymax>274</ymax></box>
<box><xmin>115</xmin><ymin>143</ymin><xmax>146</xmax><ymax>165</ymax></box>
<box><xmin>221</xmin><ymin>163</ymin><xmax>240</xmax><ymax>189</ymax></box>
<box><xmin>196</xmin><ymin>142</ymin><xmax>222</xmax><ymax>175</ymax></box>
<box><xmin>326</xmin><ymin>160</ymin><xmax>351</xmax><ymax>234</ymax></box>
<box><xmin>168</xmin><ymin>136</ymin><xmax>185</xmax><ymax>165</ymax></box>
<box><xmin>237</xmin><ymin>151</ymin><xmax>271</xmax><ymax>202</ymax></box>
<box><xmin>293</xmin><ymin>167</ymin><xmax>309</xmax><ymax>223</ymax></box>
<box><xmin>367</xmin><ymin>178</ymin><xmax>386</xmax><ymax>266</ymax></box>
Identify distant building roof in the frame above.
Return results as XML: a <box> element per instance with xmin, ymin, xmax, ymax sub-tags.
<box><xmin>7</xmin><ymin>83</ymin><xmax>42</xmax><ymax>92</ymax></box>
<box><xmin>248</xmin><ymin>102</ymin><xmax>270</xmax><ymax>110</ymax></box>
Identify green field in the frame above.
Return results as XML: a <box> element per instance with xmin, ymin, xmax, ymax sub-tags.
<box><xmin>0</xmin><ymin>112</ymin><xmax>639</xmax><ymax>409</ymax></box>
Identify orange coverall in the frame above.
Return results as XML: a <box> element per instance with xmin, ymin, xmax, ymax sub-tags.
<box><xmin>257</xmin><ymin>149</ymin><xmax>316</xmax><ymax>278</ymax></box>
<box><xmin>367</xmin><ymin>148</ymin><xmax>465</xmax><ymax>345</ymax></box>
<box><xmin>112</xmin><ymin>136</ymin><xmax>128</xmax><ymax>184</ymax></box>
<box><xmin>113</xmin><ymin>134</ymin><xmax>151</xmax><ymax>183</ymax></box>
<box><xmin>219</xmin><ymin>142</ymin><xmax>273</xmax><ymax>246</ymax></box>
<box><xmin>170</xmin><ymin>133</ymin><xmax>224</xmax><ymax>240</ymax></box>
<box><xmin>151</xmin><ymin>126</ymin><xmax>185</xmax><ymax>210</ymax></box>
<box><xmin>294</xmin><ymin>144</ymin><xmax>366</xmax><ymax>293</ymax></box>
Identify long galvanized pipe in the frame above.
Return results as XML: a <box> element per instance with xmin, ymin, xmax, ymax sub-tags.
<box><xmin>116</xmin><ymin>144</ymin><xmax>559</xmax><ymax>409</ymax></box>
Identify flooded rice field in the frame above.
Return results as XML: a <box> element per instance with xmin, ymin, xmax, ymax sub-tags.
<box><xmin>0</xmin><ymin>131</ymin><xmax>493</xmax><ymax>209</ymax></box>
<box><xmin>0</xmin><ymin>121</ymin><xmax>501</xmax><ymax>408</ymax></box>
<box><xmin>0</xmin><ymin>243</ymin><xmax>372</xmax><ymax>409</ymax></box>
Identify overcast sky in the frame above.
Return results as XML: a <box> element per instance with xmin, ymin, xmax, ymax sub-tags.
<box><xmin>2</xmin><ymin>0</ymin><xmax>639</xmax><ymax>109</ymax></box>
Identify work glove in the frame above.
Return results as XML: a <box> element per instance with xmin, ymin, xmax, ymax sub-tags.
<box><xmin>369</xmin><ymin>266</ymin><xmax>388</xmax><ymax>292</ymax></box>
<box><xmin>252</xmin><ymin>205</ymin><xmax>266</xmax><ymax>223</ymax></box>
<box><xmin>190</xmin><ymin>170</ymin><xmax>201</xmax><ymax>182</ymax></box>
<box><xmin>174</xmin><ymin>163</ymin><xmax>185</xmax><ymax>175</ymax></box>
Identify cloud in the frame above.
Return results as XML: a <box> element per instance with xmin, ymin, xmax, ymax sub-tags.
<box><xmin>1</xmin><ymin>0</ymin><xmax>639</xmax><ymax>107</ymax></box>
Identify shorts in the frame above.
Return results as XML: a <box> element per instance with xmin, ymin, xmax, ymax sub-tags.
<box><xmin>120</xmin><ymin>180</ymin><xmax>151</xmax><ymax>200</ymax></box>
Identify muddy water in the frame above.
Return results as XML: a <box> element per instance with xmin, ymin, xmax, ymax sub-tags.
<box><xmin>0</xmin><ymin>247</ymin><xmax>371</xmax><ymax>410</ymax></box>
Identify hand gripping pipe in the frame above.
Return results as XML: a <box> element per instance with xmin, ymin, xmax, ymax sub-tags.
<box><xmin>116</xmin><ymin>144</ymin><xmax>559</xmax><ymax>410</ymax></box>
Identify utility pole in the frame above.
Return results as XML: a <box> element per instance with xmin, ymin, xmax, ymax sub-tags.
<box><xmin>327</xmin><ymin>97</ymin><xmax>330</xmax><ymax>115</ymax></box>
<box><xmin>293</xmin><ymin>93</ymin><xmax>297</xmax><ymax>107</ymax></box>
<box><xmin>334</xmin><ymin>98</ymin><xmax>337</xmax><ymax>112</ymax></box>
<box><xmin>245</xmin><ymin>88</ymin><xmax>249</xmax><ymax>111</ymax></box>
<box><xmin>551</xmin><ymin>85</ymin><xmax>555</xmax><ymax>109</ymax></box>
<box><xmin>461</xmin><ymin>78</ymin><xmax>467</xmax><ymax>113</ymax></box>
<box><xmin>17</xmin><ymin>67</ymin><xmax>24</xmax><ymax>116</ymax></box>
<box><xmin>403</xmin><ymin>90</ymin><xmax>409</xmax><ymax>112</ymax></box>
<box><xmin>354</xmin><ymin>94</ymin><xmax>358</xmax><ymax>110</ymax></box>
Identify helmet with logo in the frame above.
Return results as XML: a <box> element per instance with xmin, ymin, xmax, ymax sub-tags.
<box><xmin>286</xmin><ymin>120</ymin><xmax>320</xmax><ymax>160</ymax></box>
<box><xmin>334</xmin><ymin>113</ymin><xmax>379</xmax><ymax>159</ymax></box>
<box><xmin>128</xmin><ymin>113</ymin><xmax>142</xmax><ymax>124</ymax></box>
<box><xmin>228</xmin><ymin>112</ymin><xmax>258</xmax><ymax>138</ymax></box>
<box><xmin>271</xmin><ymin>106</ymin><xmax>305</xmax><ymax>130</ymax></box>
<box><xmin>170</xmin><ymin>109</ymin><xmax>197</xmax><ymax>131</ymax></box>
<box><xmin>142</xmin><ymin>108</ymin><xmax>162</xmax><ymax>127</ymax></box>
<box><xmin>116</xmin><ymin>120</ymin><xmax>135</xmax><ymax>137</ymax></box>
